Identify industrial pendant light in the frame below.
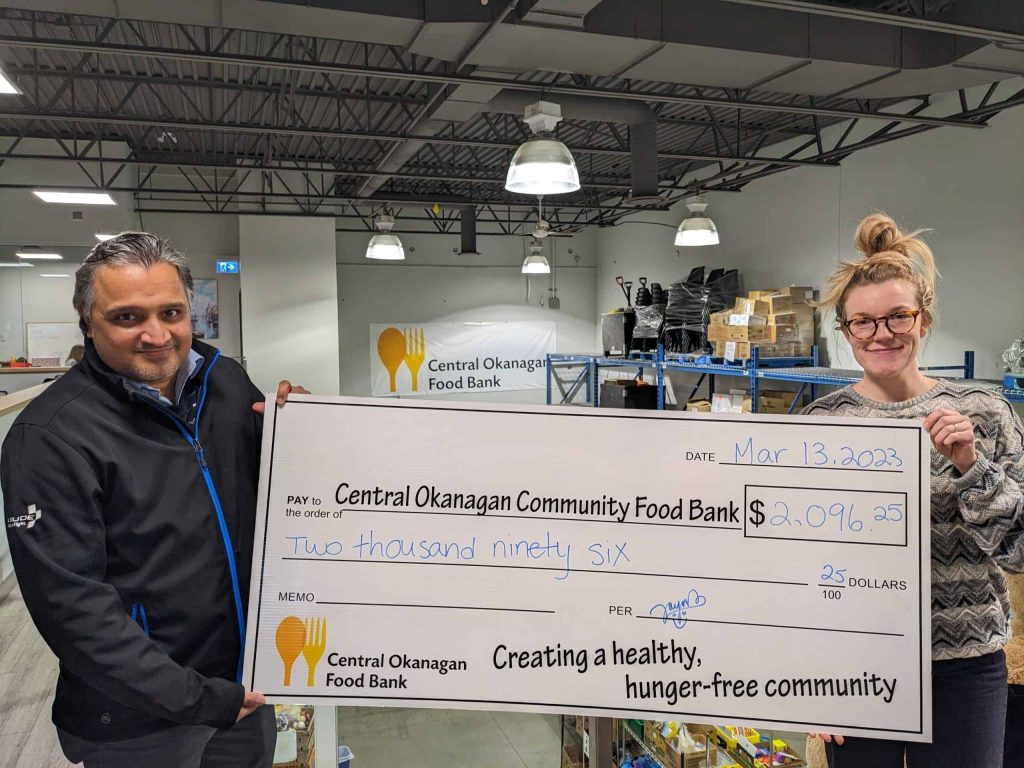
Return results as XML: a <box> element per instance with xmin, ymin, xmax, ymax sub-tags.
<box><xmin>674</xmin><ymin>195</ymin><xmax>720</xmax><ymax>246</ymax></box>
<box><xmin>505</xmin><ymin>101</ymin><xmax>580</xmax><ymax>196</ymax></box>
<box><xmin>522</xmin><ymin>197</ymin><xmax>552</xmax><ymax>274</ymax></box>
<box><xmin>522</xmin><ymin>239</ymin><xmax>550</xmax><ymax>274</ymax></box>
<box><xmin>365</xmin><ymin>213</ymin><xmax>405</xmax><ymax>260</ymax></box>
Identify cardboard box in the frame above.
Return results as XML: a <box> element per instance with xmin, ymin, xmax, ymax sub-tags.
<box><xmin>762</xmin><ymin>294</ymin><xmax>793</xmax><ymax>313</ymax></box>
<box><xmin>709</xmin><ymin>309</ymin><xmax>730</xmax><ymax>325</ymax></box>
<box><xmin>768</xmin><ymin>324</ymin><xmax>801</xmax><ymax>343</ymax></box>
<box><xmin>648</xmin><ymin>734</ymin><xmax>717</xmax><ymax>768</ymax></box>
<box><xmin>600</xmin><ymin>380</ymin><xmax>658</xmax><ymax>409</ymax></box>
<box><xmin>561</xmin><ymin>743</ymin><xmax>583</xmax><ymax>768</ymax></box>
<box><xmin>768</xmin><ymin>311</ymin><xmax>797</xmax><ymax>326</ymax></box>
<box><xmin>728</xmin><ymin>313</ymin><xmax>767</xmax><ymax>326</ymax></box>
<box><xmin>742</xmin><ymin>390</ymin><xmax>799</xmax><ymax>414</ymax></box>
<box><xmin>687</xmin><ymin>399</ymin><xmax>712</xmax><ymax>412</ymax></box>
<box><xmin>789</xmin><ymin>304</ymin><xmax>817</xmax><ymax>323</ymax></box>
<box><xmin>748</xmin><ymin>290</ymin><xmax>778</xmax><ymax>299</ymax></box>
<box><xmin>644</xmin><ymin>721</ymin><xmax>661</xmax><ymax>748</ymax></box>
<box><xmin>711</xmin><ymin>393</ymin><xmax>739</xmax><ymax>412</ymax></box>
<box><xmin>714</xmin><ymin>341</ymin><xmax>811</xmax><ymax>359</ymax></box>
<box><xmin>681</xmin><ymin>734</ymin><xmax>718</xmax><ymax>768</ymax></box>
<box><xmin>780</xmin><ymin>285</ymin><xmax>815</xmax><ymax>302</ymax></box>
<box><xmin>707</xmin><ymin>324</ymin><xmax>772</xmax><ymax>342</ymax></box>
<box><xmin>734</xmin><ymin>297</ymin><xmax>769</xmax><ymax>315</ymax></box>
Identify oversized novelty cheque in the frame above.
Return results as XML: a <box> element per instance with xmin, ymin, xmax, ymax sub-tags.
<box><xmin>243</xmin><ymin>396</ymin><xmax>931</xmax><ymax>741</ymax></box>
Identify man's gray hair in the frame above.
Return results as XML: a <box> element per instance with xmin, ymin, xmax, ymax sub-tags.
<box><xmin>73</xmin><ymin>232</ymin><xmax>193</xmax><ymax>333</ymax></box>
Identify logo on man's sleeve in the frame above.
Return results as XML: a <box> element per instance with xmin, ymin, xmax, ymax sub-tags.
<box><xmin>7</xmin><ymin>504</ymin><xmax>42</xmax><ymax>530</ymax></box>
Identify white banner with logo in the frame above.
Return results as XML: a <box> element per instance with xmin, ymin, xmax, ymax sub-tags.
<box><xmin>369</xmin><ymin>321</ymin><xmax>555</xmax><ymax>397</ymax></box>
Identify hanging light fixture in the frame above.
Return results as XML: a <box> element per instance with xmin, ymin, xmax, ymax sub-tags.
<box><xmin>674</xmin><ymin>194</ymin><xmax>719</xmax><ymax>246</ymax></box>
<box><xmin>522</xmin><ymin>238</ymin><xmax>550</xmax><ymax>275</ymax></box>
<box><xmin>365</xmin><ymin>213</ymin><xmax>405</xmax><ymax>260</ymax></box>
<box><xmin>522</xmin><ymin>197</ymin><xmax>552</xmax><ymax>274</ymax></box>
<box><xmin>505</xmin><ymin>101</ymin><xmax>580</xmax><ymax>196</ymax></box>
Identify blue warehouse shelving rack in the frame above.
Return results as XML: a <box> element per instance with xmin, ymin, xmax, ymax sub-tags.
<box><xmin>546</xmin><ymin>347</ymin><xmax>1023</xmax><ymax>412</ymax></box>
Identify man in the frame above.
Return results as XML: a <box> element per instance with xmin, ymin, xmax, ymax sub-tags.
<box><xmin>1</xmin><ymin>232</ymin><xmax>304</xmax><ymax>767</ymax></box>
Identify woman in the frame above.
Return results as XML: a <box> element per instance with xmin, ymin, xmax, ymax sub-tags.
<box><xmin>803</xmin><ymin>213</ymin><xmax>1024</xmax><ymax>767</ymax></box>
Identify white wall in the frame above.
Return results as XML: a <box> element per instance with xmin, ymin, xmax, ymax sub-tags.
<box><xmin>143</xmin><ymin>213</ymin><xmax>243</xmax><ymax>360</ymax></box>
<box><xmin>336</xmin><ymin>229</ymin><xmax>598</xmax><ymax>404</ymax></box>
<box><xmin>240</xmin><ymin>215</ymin><xmax>340</xmax><ymax>395</ymax></box>
<box><xmin>0</xmin><ymin>271</ymin><xmax>25</xmax><ymax>361</ymax></box>
<box><xmin>596</xmin><ymin>82</ymin><xmax>1024</xmax><ymax>385</ymax></box>
<box><xmin>0</xmin><ymin>169</ymin><xmax>243</xmax><ymax>363</ymax></box>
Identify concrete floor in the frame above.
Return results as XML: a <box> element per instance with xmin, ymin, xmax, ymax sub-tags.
<box><xmin>0</xmin><ymin>588</ymin><xmax>78</xmax><ymax>768</ymax></box>
<box><xmin>336</xmin><ymin>706</ymin><xmax>562</xmax><ymax>768</ymax></box>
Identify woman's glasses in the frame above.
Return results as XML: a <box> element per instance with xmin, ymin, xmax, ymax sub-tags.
<box><xmin>841</xmin><ymin>309</ymin><xmax>922</xmax><ymax>339</ymax></box>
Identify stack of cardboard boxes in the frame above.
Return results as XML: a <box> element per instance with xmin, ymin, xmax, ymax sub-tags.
<box><xmin>642</xmin><ymin>722</ymin><xmax>718</xmax><ymax>768</ymax></box>
<box><xmin>686</xmin><ymin>389</ymin><xmax>800</xmax><ymax>414</ymax></box>
<box><xmin>707</xmin><ymin>286</ymin><xmax>816</xmax><ymax>360</ymax></box>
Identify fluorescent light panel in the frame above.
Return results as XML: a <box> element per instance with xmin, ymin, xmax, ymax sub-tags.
<box><xmin>39</xmin><ymin>274</ymin><xmax>70</xmax><ymax>277</ymax></box>
<box><xmin>0</xmin><ymin>68</ymin><xmax>20</xmax><ymax>95</ymax></box>
<box><xmin>16</xmin><ymin>252</ymin><xmax>62</xmax><ymax>260</ymax></box>
<box><xmin>0</xmin><ymin>262</ymin><xmax>32</xmax><ymax>267</ymax></box>
<box><xmin>95</xmin><ymin>233</ymin><xmax>117</xmax><ymax>241</ymax></box>
<box><xmin>33</xmin><ymin>190</ymin><xmax>116</xmax><ymax>205</ymax></box>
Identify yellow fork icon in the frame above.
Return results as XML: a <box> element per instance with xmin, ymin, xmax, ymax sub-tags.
<box><xmin>301</xmin><ymin>617</ymin><xmax>327</xmax><ymax>687</ymax></box>
<box><xmin>403</xmin><ymin>328</ymin><xmax>425</xmax><ymax>392</ymax></box>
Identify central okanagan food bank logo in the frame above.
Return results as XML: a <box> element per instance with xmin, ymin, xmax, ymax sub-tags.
<box><xmin>377</xmin><ymin>327</ymin><xmax>426</xmax><ymax>392</ymax></box>
<box><xmin>276</xmin><ymin>616</ymin><xmax>327</xmax><ymax>687</ymax></box>
<box><xmin>7</xmin><ymin>504</ymin><xmax>42</xmax><ymax>530</ymax></box>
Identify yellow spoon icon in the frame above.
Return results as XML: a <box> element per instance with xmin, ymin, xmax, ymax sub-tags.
<box><xmin>377</xmin><ymin>327</ymin><xmax>406</xmax><ymax>393</ymax></box>
<box><xmin>275</xmin><ymin>616</ymin><xmax>306</xmax><ymax>686</ymax></box>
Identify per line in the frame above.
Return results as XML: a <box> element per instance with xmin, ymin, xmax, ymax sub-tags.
<box><xmin>636</xmin><ymin>615</ymin><xmax>904</xmax><ymax>638</ymax></box>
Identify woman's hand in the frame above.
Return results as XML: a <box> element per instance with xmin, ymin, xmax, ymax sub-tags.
<box><xmin>922</xmin><ymin>407</ymin><xmax>977</xmax><ymax>475</ymax></box>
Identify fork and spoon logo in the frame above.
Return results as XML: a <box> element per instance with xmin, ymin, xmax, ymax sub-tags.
<box><xmin>377</xmin><ymin>327</ymin><xmax>426</xmax><ymax>393</ymax></box>
<box><xmin>275</xmin><ymin>616</ymin><xmax>327</xmax><ymax>686</ymax></box>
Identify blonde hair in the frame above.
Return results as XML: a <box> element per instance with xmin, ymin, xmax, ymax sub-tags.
<box><xmin>818</xmin><ymin>213</ymin><xmax>939</xmax><ymax>324</ymax></box>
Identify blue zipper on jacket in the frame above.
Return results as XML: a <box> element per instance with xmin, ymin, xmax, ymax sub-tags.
<box><xmin>135</xmin><ymin>349</ymin><xmax>247</xmax><ymax>683</ymax></box>
<box><xmin>131</xmin><ymin>603</ymin><xmax>151</xmax><ymax>636</ymax></box>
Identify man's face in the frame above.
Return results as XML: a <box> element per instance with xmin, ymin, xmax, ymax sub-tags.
<box><xmin>86</xmin><ymin>262</ymin><xmax>192</xmax><ymax>395</ymax></box>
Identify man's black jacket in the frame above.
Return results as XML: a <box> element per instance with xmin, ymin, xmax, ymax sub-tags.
<box><xmin>1</xmin><ymin>338</ymin><xmax>264</xmax><ymax>741</ymax></box>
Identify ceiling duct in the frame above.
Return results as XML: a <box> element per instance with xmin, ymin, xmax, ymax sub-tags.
<box><xmin>485</xmin><ymin>90</ymin><xmax>660</xmax><ymax>203</ymax></box>
<box><xmin>460</xmin><ymin>206</ymin><xmax>479</xmax><ymax>255</ymax></box>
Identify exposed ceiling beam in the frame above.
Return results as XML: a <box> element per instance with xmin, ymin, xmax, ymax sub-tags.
<box><xmin>355</xmin><ymin>0</ymin><xmax>516</xmax><ymax>198</ymax></box>
<box><xmin>0</xmin><ymin>151</ymin><xmax>638</xmax><ymax>190</ymax></box>
<box><xmin>2</xmin><ymin>66</ymin><xmax>429</xmax><ymax>106</ymax></box>
<box><xmin>698</xmin><ymin>84</ymin><xmax>1024</xmax><ymax>191</ymax></box>
<box><xmin>0</xmin><ymin>110</ymin><xmax>839</xmax><ymax>167</ymax></box>
<box><xmin>0</xmin><ymin>181</ymin><xmax>666</xmax><ymax>212</ymax></box>
<box><xmin>715</xmin><ymin>0</ymin><xmax>1024</xmax><ymax>45</ymax></box>
<box><xmin>0</xmin><ymin>34</ymin><xmax>987</xmax><ymax>129</ymax></box>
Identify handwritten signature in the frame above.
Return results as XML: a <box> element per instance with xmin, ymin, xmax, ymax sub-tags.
<box><xmin>649</xmin><ymin>589</ymin><xmax>708</xmax><ymax>629</ymax></box>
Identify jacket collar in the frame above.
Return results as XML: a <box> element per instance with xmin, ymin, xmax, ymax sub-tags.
<box><xmin>80</xmin><ymin>337</ymin><xmax>218</xmax><ymax>401</ymax></box>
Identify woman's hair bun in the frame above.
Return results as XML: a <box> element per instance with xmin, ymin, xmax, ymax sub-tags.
<box><xmin>854</xmin><ymin>213</ymin><xmax>902</xmax><ymax>258</ymax></box>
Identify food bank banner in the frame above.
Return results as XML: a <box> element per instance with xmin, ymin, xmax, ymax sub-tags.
<box><xmin>369</xmin><ymin>321</ymin><xmax>554</xmax><ymax>397</ymax></box>
<box><xmin>243</xmin><ymin>397</ymin><xmax>932</xmax><ymax>741</ymax></box>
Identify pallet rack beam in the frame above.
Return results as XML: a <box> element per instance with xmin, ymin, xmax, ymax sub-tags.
<box><xmin>546</xmin><ymin>348</ymin><xmax>1024</xmax><ymax>410</ymax></box>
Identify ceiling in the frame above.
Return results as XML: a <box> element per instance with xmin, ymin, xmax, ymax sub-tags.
<box><xmin>0</xmin><ymin>0</ymin><xmax>1021</xmax><ymax>236</ymax></box>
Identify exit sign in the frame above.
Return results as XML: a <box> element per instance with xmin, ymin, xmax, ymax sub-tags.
<box><xmin>216</xmin><ymin>260</ymin><xmax>240</xmax><ymax>274</ymax></box>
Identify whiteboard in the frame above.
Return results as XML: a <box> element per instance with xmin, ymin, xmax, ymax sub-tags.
<box><xmin>26</xmin><ymin>322</ymin><xmax>82</xmax><ymax>363</ymax></box>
